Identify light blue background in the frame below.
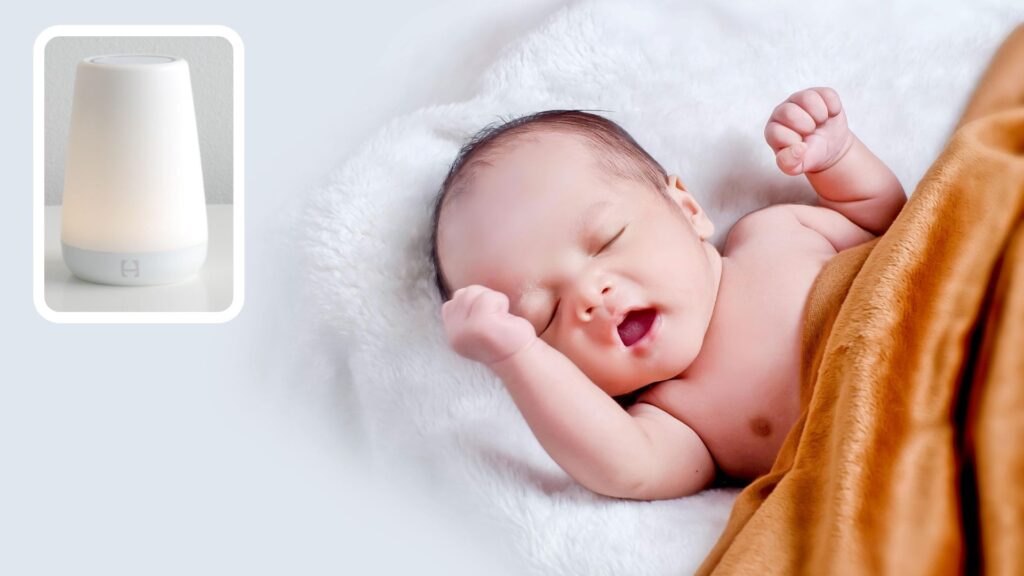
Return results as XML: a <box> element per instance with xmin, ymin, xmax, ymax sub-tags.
<box><xmin>1</xmin><ymin>1</ymin><xmax>564</xmax><ymax>574</ymax></box>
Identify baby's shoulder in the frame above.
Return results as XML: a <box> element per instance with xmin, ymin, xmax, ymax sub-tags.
<box><xmin>724</xmin><ymin>203</ymin><xmax>873</xmax><ymax>258</ymax></box>
<box><xmin>722</xmin><ymin>204</ymin><xmax>818</xmax><ymax>255</ymax></box>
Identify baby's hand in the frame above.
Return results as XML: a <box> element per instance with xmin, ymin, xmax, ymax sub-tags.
<box><xmin>442</xmin><ymin>285</ymin><xmax>538</xmax><ymax>367</ymax></box>
<box><xmin>765</xmin><ymin>87</ymin><xmax>855</xmax><ymax>176</ymax></box>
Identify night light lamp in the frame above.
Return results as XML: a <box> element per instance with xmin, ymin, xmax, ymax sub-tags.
<box><xmin>61</xmin><ymin>54</ymin><xmax>207</xmax><ymax>286</ymax></box>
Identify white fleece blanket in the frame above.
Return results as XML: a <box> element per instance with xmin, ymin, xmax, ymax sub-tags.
<box><xmin>298</xmin><ymin>1</ymin><xmax>1022</xmax><ymax>574</ymax></box>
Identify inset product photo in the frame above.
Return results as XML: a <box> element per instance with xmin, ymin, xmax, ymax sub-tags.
<box><xmin>34</xmin><ymin>26</ymin><xmax>244</xmax><ymax>322</ymax></box>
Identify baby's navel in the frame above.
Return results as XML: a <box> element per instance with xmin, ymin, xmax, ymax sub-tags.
<box><xmin>750</xmin><ymin>416</ymin><xmax>772</xmax><ymax>438</ymax></box>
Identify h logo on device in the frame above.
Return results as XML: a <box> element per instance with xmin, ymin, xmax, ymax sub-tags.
<box><xmin>121</xmin><ymin>259</ymin><xmax>139</xmax><ymax>278</ymax></box>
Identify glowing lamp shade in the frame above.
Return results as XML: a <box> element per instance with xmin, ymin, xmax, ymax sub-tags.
<box><xmin>61</xmin><ymin>54</ymin><xmax>207</xmax><ymax>286</ymax></box>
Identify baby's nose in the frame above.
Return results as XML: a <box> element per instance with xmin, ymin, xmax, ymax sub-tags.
<box><xmin>576</xmin><ymin>284</ymin><xmax>614</xmax><ymax>322</ymax></box>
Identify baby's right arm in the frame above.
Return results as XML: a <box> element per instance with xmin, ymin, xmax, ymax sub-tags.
<box><xmin>442</xmin><ymin>285</ymin><xmax>715</xmax><ymax>500</ymax></box>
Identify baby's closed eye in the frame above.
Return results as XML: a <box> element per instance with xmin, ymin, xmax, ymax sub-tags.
<box><xmin>594</xmin><ymin>225</ymin><xmax>627</xmax><ymax>255</ymax></box>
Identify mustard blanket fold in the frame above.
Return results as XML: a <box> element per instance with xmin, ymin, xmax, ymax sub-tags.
<box><xmin>698</xmin><ymin>25</ymin><xmax>1024</xmax><ymax>576</ymax></box>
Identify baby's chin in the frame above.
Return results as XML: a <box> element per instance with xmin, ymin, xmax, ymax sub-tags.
<box><xmin>594</xmin><ymin>359</ymin><xmax>693</xmax><ymax>398</ymax></box>
<box><xmin>572</xmin><ymin>320</ymin><xmax>710</xmax><ymax>396</ymax></box>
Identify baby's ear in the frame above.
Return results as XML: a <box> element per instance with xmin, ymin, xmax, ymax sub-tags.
<box><xmin>665</xmin><ymin>175</ymin><xmax>714</xmax><ymax>240</ymax></box>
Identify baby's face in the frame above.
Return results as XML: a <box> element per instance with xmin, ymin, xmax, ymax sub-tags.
<box><xmin>438</xmin><ymin>132</ymin><xmax>721</xmax><ymax>396</ymax></box>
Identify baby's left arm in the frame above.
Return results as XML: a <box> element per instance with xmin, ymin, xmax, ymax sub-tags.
<box><xmin>765</xmin><ymin>87</ymin><xmax>906</xmax><ymax>235</ymax></box>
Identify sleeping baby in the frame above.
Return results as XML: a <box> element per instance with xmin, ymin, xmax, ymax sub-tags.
<box><xmin>429</xmin><ymin>88</ymin><xmax>906</xmax><ymax>500</ymax></box>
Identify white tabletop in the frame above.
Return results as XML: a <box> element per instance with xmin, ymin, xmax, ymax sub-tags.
<box><xmin>43</xmin><ymin>204</ymin><xmax>234</xmax><ymax>313</ymax></box>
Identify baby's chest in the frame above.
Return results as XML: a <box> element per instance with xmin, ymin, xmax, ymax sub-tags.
<box><xmin>639</xmin><ymin>241</ymin><xmax>833</xmax><ymax>474</ymax></box>
<box><xmin>727</xmin><ymin>222</ymin><xmax>836</xmax><ymax>324</ymax></box>
<box><xmin>721</xmin><ymin>235</ymin><xmax>834</xmax><ymax>379</ymax></box>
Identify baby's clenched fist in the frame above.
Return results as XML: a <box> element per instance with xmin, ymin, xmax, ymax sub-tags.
<box><xmin>764</xmin><ymin>87</ymin><xmax>855</xmax><ymax>176</ymax></box>
<box><xmin>442</xmin><ymin>285</ymin><xmax>538</xmax><ymax>367</ymax></box>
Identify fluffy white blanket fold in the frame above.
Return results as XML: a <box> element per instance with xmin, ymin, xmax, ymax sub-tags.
<box><xmin>299</xmin><ymin>1</ymin><xmax>1021</xmax><ymax>573</ymax></box>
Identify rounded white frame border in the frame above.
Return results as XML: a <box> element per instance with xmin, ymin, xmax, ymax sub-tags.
<box><xmin>33</xmin><ymin>25</ymin><xmax>245</xmax><ymax>324</ymax></box>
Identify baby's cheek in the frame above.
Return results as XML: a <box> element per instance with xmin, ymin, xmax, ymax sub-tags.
<box><xmin>548</xmin><ymin>334</ymin><xmax>630</xmax><ymax>390</ymax></box>
<box><xmin>573</xmin><ymin>346</ymin><xmax>625</xmax><ymax>391</ymax></box>
<box><xmin>549</xmin><ymin>337</ymin><xmax>589</xmax><ymax>368</ymax></box>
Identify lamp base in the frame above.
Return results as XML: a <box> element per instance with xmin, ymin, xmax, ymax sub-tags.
<box><xmin>62</xmin><ymin>243</ymin><xmax>207</xmax><ymax>286</ymax></box>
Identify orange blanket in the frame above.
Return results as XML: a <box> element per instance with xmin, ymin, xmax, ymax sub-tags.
<box><xmin>698</xmin><ymin>26</ymin><xmax>1024</xmax><ymax>576</ymax></box>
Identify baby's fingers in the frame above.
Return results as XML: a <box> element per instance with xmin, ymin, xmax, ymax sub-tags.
<box><xmin>809</xmin><ymin>87</ymin><xmax>842</xmax><ymax>117</ymax></box>
<box><xmin>776</xmin><ymin>142</ymin><xmax>807</xmax><ymax>176</ymax></box>
<box><xmin>468</xmin><ymin>289</ymin><xmax>509</xmax><ymax>317</ymax></box>
<box><xmin>443</xmin><ymin>285</ymin><xmax>487</xmax><ymax>322</ymax></box>
<box><xmin>764</xmin><ymin>121</ymin><xmax>802</xmax><ymax>152</ymax></box>
<box><xmin>770</xmin><ymin>102</ymin><xmax>816</xmax><ymax>135</ymax></box>
<box><xmin>787</xmin><ymin>90</ymin><xmax>829</xmax><ymax>124</ymax></box>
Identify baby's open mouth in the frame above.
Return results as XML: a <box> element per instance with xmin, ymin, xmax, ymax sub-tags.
<box><xmin>617</xmin><ymin>308</ymin><xmax>657</xmax><ymax>347</ymax></box>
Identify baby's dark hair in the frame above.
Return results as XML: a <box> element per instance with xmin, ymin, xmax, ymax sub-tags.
<box><xmin>429</xmin><ymin>110</ymin><xmax>668</xmax><ymax>301</ymax></box>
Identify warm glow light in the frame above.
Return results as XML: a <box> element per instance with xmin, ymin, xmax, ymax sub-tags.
<box><xmin>61</xmin><ymin>54</ymin><xmax>207</xmax><ymax>286</ymax></box>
